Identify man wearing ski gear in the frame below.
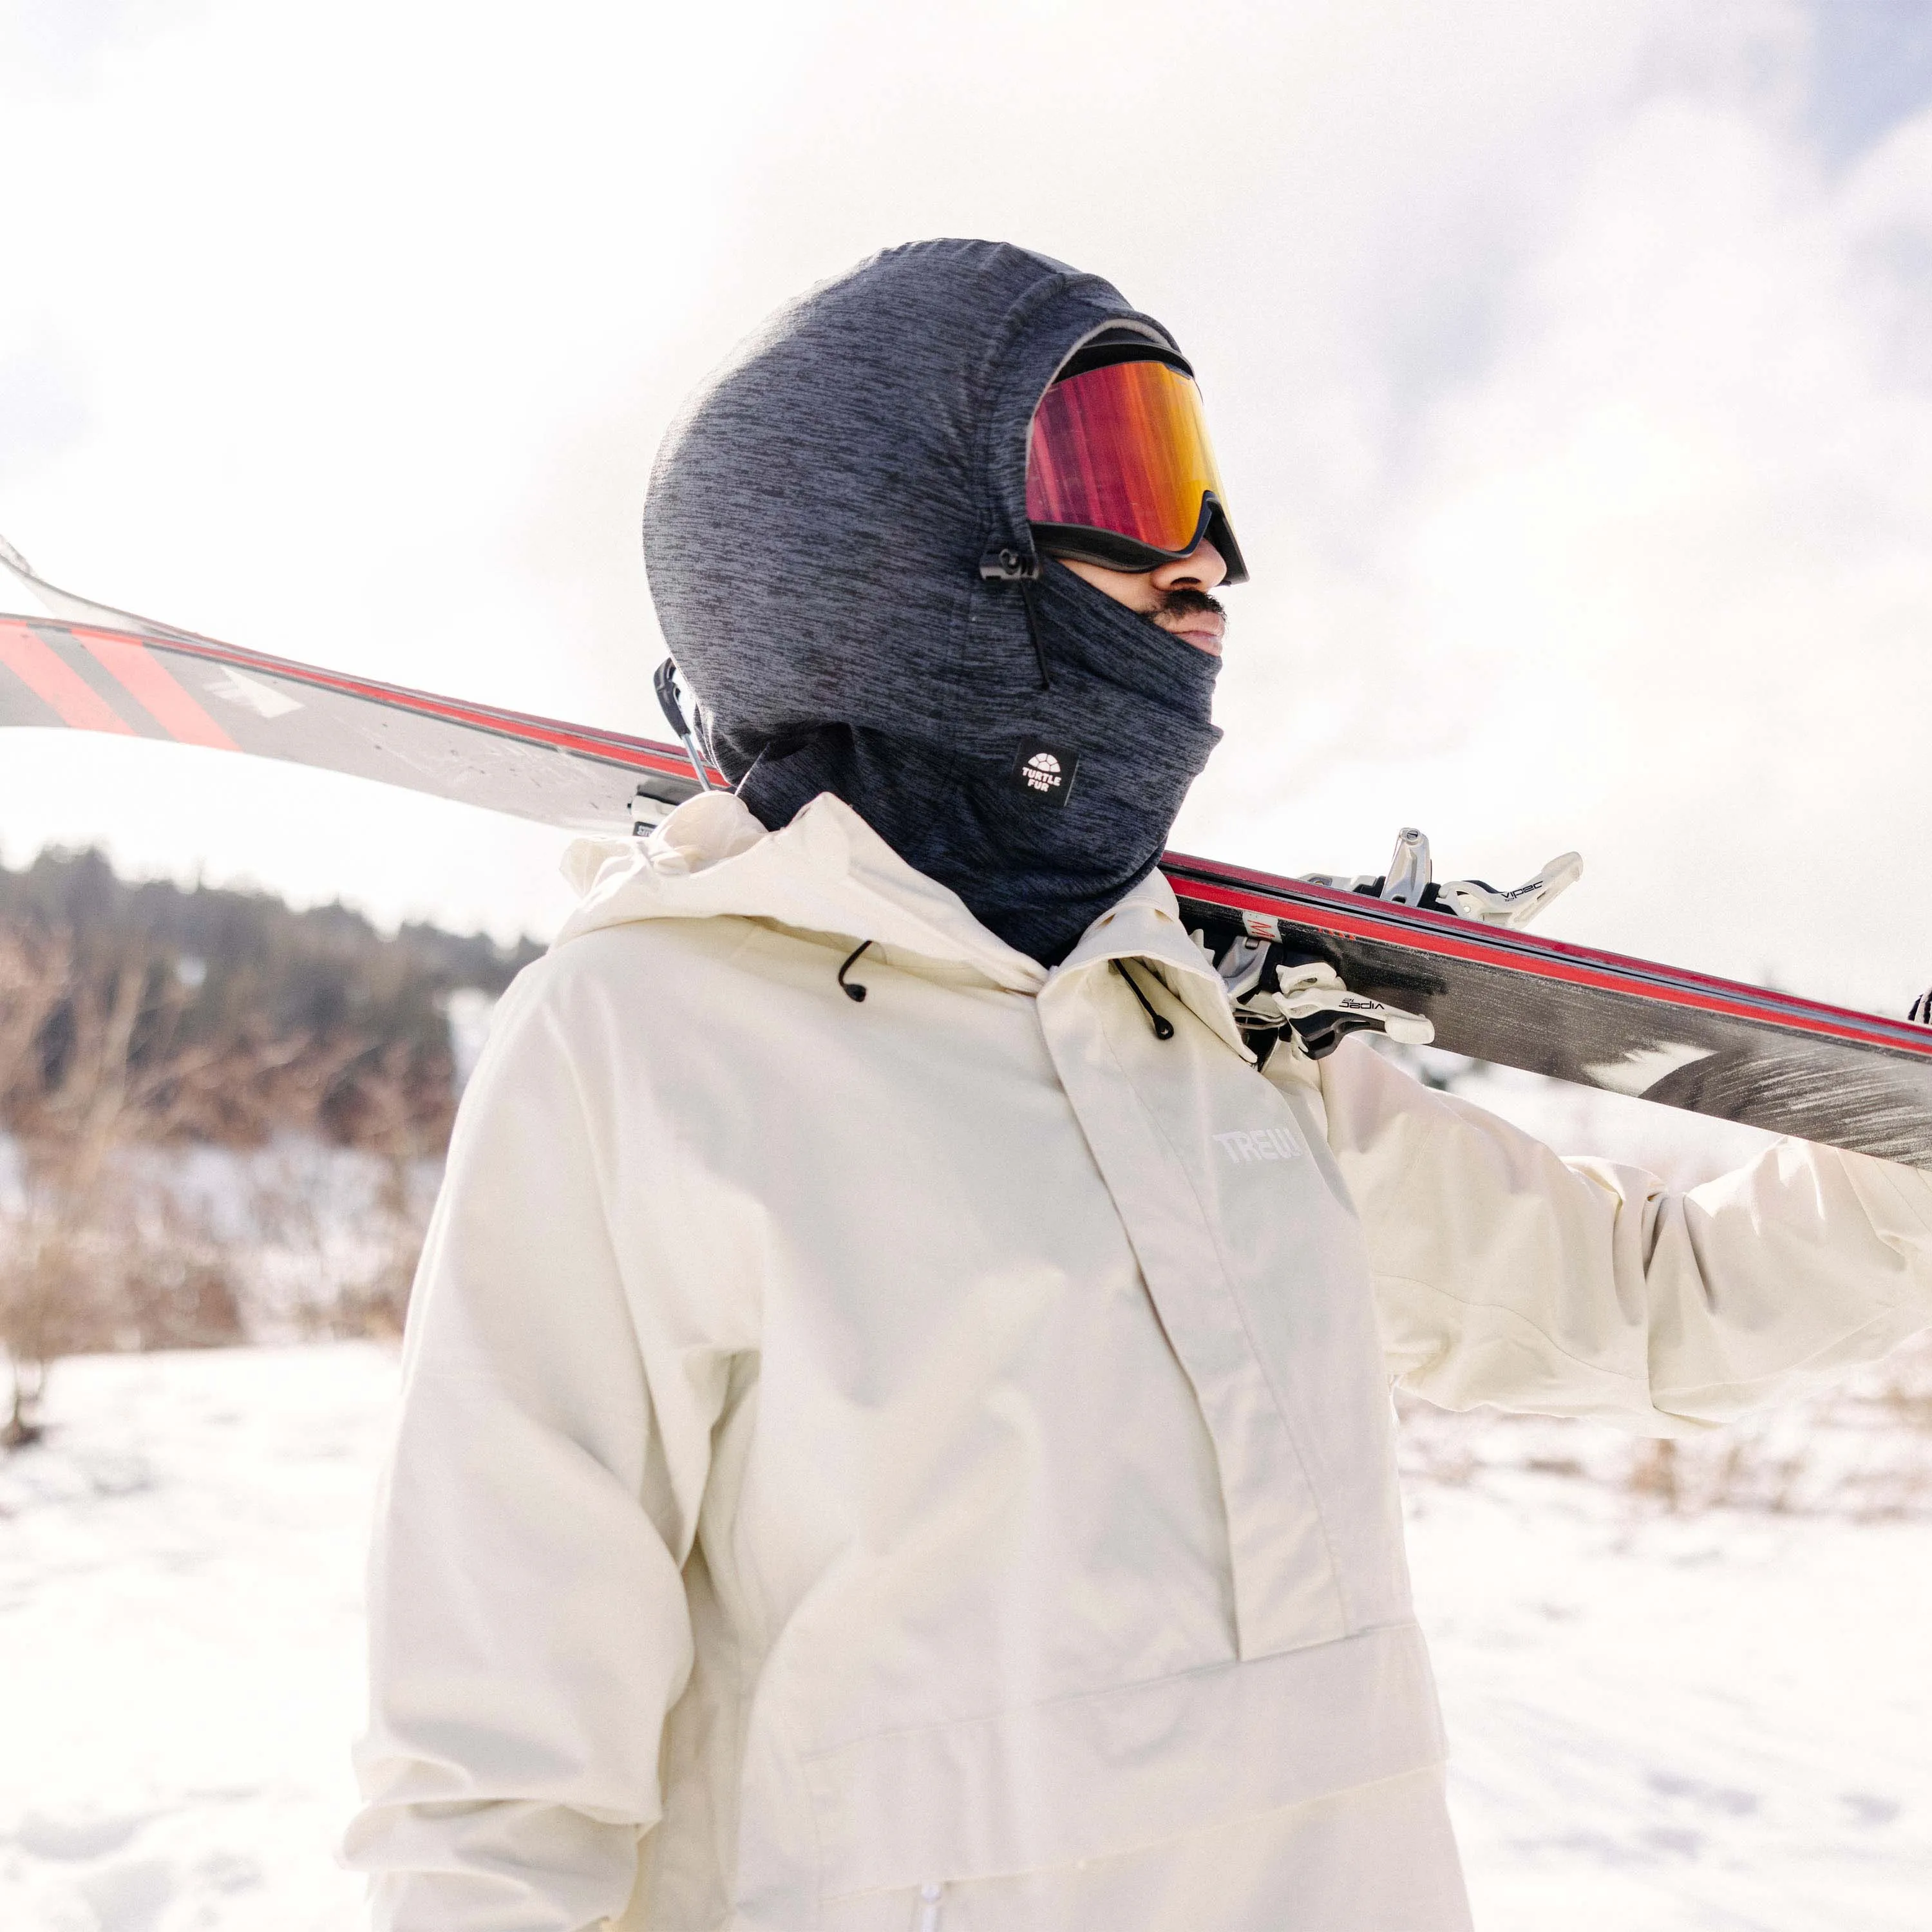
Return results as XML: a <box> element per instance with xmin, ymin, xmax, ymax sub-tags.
<box><xmin>348</xmin><ymin>240</ymin><xmax>1932</xmax><ymax>1931</ymax></box>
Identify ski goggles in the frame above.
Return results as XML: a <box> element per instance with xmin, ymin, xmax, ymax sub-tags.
<box><xmin>1025</xmin><ymin>354</ymin><xmax>1248</xmax><ymax>582</ymax></box>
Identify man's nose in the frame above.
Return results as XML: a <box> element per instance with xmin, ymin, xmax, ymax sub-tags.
<box><xmin>1150</xmin><ymin>540</ymin><xmax>1227</xmax><ymax>594</ymax></box>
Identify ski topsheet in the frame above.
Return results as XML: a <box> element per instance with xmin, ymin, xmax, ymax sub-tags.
<box><xmin>1166</xmin><ymin>858</ymin><xmax>1932</xmax><ymax>1168</ymax></box>
<box><xmin>5</xmin><ymin>544</ymin><xmax>1931</xmax><ymax>1169</ymax></box>
<box><xmin>0</xmin><ymin>541</ymin><xmax>702</xmax><ymax>831</ymax></box>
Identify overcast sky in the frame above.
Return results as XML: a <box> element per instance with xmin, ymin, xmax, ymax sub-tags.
<box><xmin>5</xmin><ymin>0</ymin><xmax>1932</xmax><ymax>1012</ymax></box>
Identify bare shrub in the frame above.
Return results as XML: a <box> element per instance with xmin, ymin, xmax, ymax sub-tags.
<box><xmin>1629</xmin><ymin>1439</ymin><xmax>1680</xmax><ymax>1511</ymax></box>
<box><xmin>323</xmin><ymin>1043</ymin><xmax>440</xmax><ymax>1339</ymax></box>
<box><xmin>0</xmin><ymin>923</ymin><xmax>379</xmax><ymax>1445</ymax></box>
<box><xmin>243</xmin><ymin>1132</ymin><xmax>435</xmax><ymax>1344</ymax></box>
<box><xmin>0</xmin><ymin>925</ymin><xmax>91</xmax><ymax>1444</ymax></box>
<box><xmin>0</xmin><ymin>851</ymin><xmax>517</xmax><ymax>1444</ymax></box>
<box><xmin>118</xmin><ymin>1189</ymin><xmax>247</xmax><ymax>1351</ymax></box>
<box><xmin>1397</xmin><ymin>1327</ymin><xmax>1932</xmax><ymax>1520</ymax></box>
<box><xmin>0</xmin><ymin>1151</ymin><xmax>252</xmax><ymax>1443</ymax></box>
<box><xmin>0</xmin><ymin>1212</ymin><xmax>124</xmax><ymax>1447</ymax></box>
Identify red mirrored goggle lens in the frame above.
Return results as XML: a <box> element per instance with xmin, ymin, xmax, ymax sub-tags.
<box><xmin>1025</xmin><ymin>358</ymin><xmax>1236</xmax><ymax>567</ymax></box>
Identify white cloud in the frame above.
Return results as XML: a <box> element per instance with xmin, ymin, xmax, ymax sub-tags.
<box><xmin>1195</xmin><ymin>25</ymin><xmax>1932</xmax><ymax>1010</ymax></box>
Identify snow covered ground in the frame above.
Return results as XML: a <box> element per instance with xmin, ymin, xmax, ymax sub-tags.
<box><xmin>0</xmin><ymin>1347</ymin><xmax>387</xmax><ymax>1932</ymax></box>
<box><xmin>1</xmin><ymin>1343</ymin><xmax>1928</xmax><ymax>1931</ymax></box>
<box><xmin>1412</xmin><ymin>1471</ymin><xmax>1932</xmax><ymax>1929</ymax></box>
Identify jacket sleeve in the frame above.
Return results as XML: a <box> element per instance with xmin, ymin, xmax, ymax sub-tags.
<box><xmin>344</xmin><ymin>970</ymin><xmax>719</xmax><ymax>1931</ymax></box>
<box><xmin>1293</xmin><ymin>1037</ymin><xmax>1932</xmax><ymax>1431</ymax></box>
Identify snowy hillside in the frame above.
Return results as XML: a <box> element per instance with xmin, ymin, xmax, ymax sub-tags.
<box><xmin>3</xmin><ymin>1344</ymin><xmax>1927</xmax><ymax>1931</ymax></box>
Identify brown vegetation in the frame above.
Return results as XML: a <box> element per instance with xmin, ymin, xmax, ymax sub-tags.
<box><xmin>0</xmin><ymin>849</ymin><xmax>535</xmax><ymax>1447</ymax></box>
<box><xmin>1396</xmin><ymin>1329</ymin><xmax>1932</xmax><ymax>1520</ymax></box>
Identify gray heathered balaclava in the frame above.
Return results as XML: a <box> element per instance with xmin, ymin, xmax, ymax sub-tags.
<box><xmin>642</xmin><ymin>239</ymin><xmax>1224</xmax><ymax>967</ymax></box>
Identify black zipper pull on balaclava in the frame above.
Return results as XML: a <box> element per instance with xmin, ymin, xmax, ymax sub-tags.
<box><xmin>978</xmin><ymin>544</ymin><xmax>1050</xmax><ymax>691</ymax></box>
<box><xmin>643</xmin><ymin>239</ymin><xmax>1224</xmax><ymax>968</ymax></box>
<box><xmin>1019</xmin><ymin>583</ymin><xmax>1050</xmax><ymax>692</ymax></box>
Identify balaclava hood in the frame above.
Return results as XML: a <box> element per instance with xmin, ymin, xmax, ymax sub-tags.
<box><xmin>643</xmin><ymin>239</ymin><xmax>1224</xmax><ymax>966</ymax></box>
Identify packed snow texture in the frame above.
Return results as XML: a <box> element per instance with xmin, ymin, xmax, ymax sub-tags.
<box><xmin>0</xmin><ymin>1348</ymin><xmax>384</xmax><ymax>1932</ymax></box>
<box><xmin>2</xmin><ymin>1341</ymin><xmax>1927</xmax><ymax>1931</ymax></box>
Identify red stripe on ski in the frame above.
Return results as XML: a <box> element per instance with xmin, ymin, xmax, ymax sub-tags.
<box><xmin>2</xmin><ymin>611</ymin><xmax>719</xmax><ymax>783</ymax></box>
<box><xmin>1162</xmin><ymin>861</ymin><xmax>1932</xmax><ymax>1062</ymax></box>
<box><xmin>73</xmin><ymin>629</ymin><xmax>238</xmax><ymax>750</ymax></box>
<box><xmin>147</xmin><ymin>636</ymin><xmax>702</xmax><ymax>775</ymax></box>
<box><xmin>0</xmin><ymin>618</ymin><xmax>138</xmax><ymax>735</ymax></box>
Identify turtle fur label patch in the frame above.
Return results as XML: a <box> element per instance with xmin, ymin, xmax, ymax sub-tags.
<box><xmin>1010</xmin><ymin>737</ymin><xmax>1081</xmax><ymax>807</ymax></box>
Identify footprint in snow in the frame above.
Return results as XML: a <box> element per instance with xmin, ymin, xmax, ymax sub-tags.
<box><xmin>80</xmin><ymin>1856</ymin><xmax>175</xmax><ymax>1932</ymax></box>
<box><xmin>1840</xmin><ymin>1790</ymin><xmax>1902</xmax><ymax>1826</ymax></box>
<box><xmin>1645</xmin><ymin>1769</ymin><xmax>1759</xmax><ymax>1815</ymax></box>
<box><xmin>14</xmin><ymin>1812</ymin><xmax>146</xmax><ymax>1861</ymax></box>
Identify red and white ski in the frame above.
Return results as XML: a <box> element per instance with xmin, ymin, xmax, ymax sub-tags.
<box><xmin>5</xmin><ymin>541</ymin><xmax>1929</xmax><ymax>1169</ymax></box>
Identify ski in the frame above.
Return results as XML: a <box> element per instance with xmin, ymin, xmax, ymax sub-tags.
<box><xmin>5</xmin><ymin>541</ymin><xmax>1930</xmax><ymax>1169</ymax></box>
<box><xmin>0</xmin><ymin>538</ymin><xmax>703</xmax><ymax>831</ymax></box>
<box><xmin>1167</xmin><ymin>857</ymin><xmax>1932</xmax><ymax>1167</ymax></box>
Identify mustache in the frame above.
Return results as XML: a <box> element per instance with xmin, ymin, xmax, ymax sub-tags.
<box><xmin>1157</xmin><ymin>587</ymin><xmax>1224</xmax><ymax>620</ymax></box>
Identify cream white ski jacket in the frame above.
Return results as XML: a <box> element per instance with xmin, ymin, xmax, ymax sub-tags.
<box><xmin>348</xmin><ymin>790</ymin><xmax>1932</xmax><ymax>1932</ymax></box>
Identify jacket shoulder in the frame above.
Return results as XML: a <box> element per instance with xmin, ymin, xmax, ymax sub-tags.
<box><xmin>509</xmin><ymin>911</ymin><xmax>856</xmax><ymax>1041</ymax></box>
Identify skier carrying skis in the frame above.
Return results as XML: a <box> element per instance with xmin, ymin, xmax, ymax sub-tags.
<box><xmin>346</xmin><ymin>241</ymin><xmax>1932</xmax><ymax>1931</ymax></box>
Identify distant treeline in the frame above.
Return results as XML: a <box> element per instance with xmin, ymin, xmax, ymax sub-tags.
<box><xmin>0</xmin><ymin>847</ymin><xmax>542</xmax><ymax>1154</ymax></box>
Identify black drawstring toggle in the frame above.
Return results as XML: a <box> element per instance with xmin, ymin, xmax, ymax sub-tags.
<box><xmin>978</xmin><ymin>544</ymin><xmax>1041</xmax><ymax>583</ymax></box>
<box><xmin>1112</xmin><ymin>960</ymin><xmax>1175</xmax><ymax>1040</ymax></box>
<box><xmin>838</xmin><ymin>940</ymin><xmax>873</xmax><ymax>1003</ymax></box>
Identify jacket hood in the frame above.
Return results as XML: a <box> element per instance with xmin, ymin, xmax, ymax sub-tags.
<box><xmin>642</xmin><ymin>238</ymin><xmax>1225</xmax><ymax>967</ymax></box>
<box><xmin>557</xmin><ymin>791</ymin><xmax>1251</xmax><ymax>1058</ymax></box>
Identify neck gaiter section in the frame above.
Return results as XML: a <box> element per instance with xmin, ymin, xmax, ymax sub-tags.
<box><xmin>734</xmin><ymin>562</ymin><xmax>1222</xmax><ymax>967</ymax></box>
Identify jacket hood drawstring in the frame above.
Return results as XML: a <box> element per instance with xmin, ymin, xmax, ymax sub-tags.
<box><xmin>1112</xmin><ymin>958</ymin><xmax>1176</xmax><ymax>1041</ymax></box>
<box><xmin>837</xmin><ymin>940</ymin><xmax>873</xmax><ymax>1003</ymax></box>
<box><xmin>839</xmin><ymin>938</ymin><xmax>1179</xmax><ymax>1043</ymax></box>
